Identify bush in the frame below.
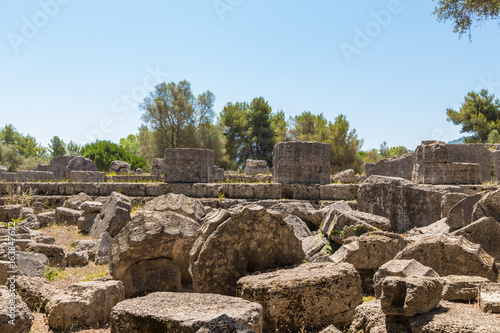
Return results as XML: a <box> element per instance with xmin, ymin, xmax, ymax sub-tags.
<box><xmin>81</xmin><ymin>140</ymin><xmax>148</xmax><ymax>172</ymax></box>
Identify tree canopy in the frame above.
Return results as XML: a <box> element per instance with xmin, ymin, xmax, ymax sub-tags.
<box><xmin>446</xmin><ymin>89</ymin><xmax>500</xmax><ymax>143</ymax></box>
<box><xmin>434</xmin><ymin>0</ymin><xmax>500</xmax><ymax>38</ymax></box>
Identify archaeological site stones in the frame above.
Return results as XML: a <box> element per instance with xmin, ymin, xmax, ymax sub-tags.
<box><xmin>3</xmin><ymin>141</ymin><xmax>500</xmax><ymax>332</ymax></box>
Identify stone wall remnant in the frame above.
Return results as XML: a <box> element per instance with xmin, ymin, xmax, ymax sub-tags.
<box><xmin>273</xmin><ymin>141</ymin><xmax>330</xmax><ymax>185</ymax></box>
<box><xmin>164</xmin><ymin>148</ymin><xmax>214</xmax><ymax>183</ymax></box>
<box><xmin>244</xmin><ymin>159</ymin><xmax>270</xmax><ymax>176</ymax></box>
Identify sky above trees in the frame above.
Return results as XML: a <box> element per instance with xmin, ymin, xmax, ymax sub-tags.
<box><xmin>1</xmin><ymin>0</ymin><xmax>499</xmax><ymax>151</ymax></box>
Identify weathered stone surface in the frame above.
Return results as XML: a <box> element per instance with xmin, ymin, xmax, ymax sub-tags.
<box><xmin>66</xmin><ymin>156</ymin><xmax>97</xmax><ymax>173</ymax></box>
<box><xmin>95</xmin><ymin>231</ymin><xmax>111</xmax><ymax>265</ymax></box>
<box><xmin>150</xmin><ymin>158</ymin><xmax>164</xmax><ymax>177</ymax></box>
<box><xmin>17</xmin><ymin>170</ymin><xmax>55</xmax><ymax>182</ymax></box>
<box><xmin>0</xmin><ymin>204</ymin><xmax>24</xmax><ymax>222</ymax></box>
<box><xmin>440</xmin><ymin>275</ymin><xmax>489</xmax><ymax>301</ymax></box>
<box><xmin>90</xmin><ymin>192</ymin><xmax>131</xmax><ymax>238</ymax></box>
<box><xmin>244</xmin><ymin>159</ymin><xmax>270</xmax><ymax>176</ymax></box>
<box><xmin>48</xmin><ymin>156</ymin><xmax>74</xmax><ymax>179</ymax></box>
<box><xmin>37</xmin><ymin>211</ymin><xmax>55</xmax><ymax>227</ymax></box>
<box><xmin>365</xmin><ymin>153</ymin><xmax>415</xmax><ymax>180</ymax></box>
<box><xmin>213</xmin><ymin>166</ymin><xmax>225</xmax><ymax>182</ymax></box>
<box><xmin>16</xmin><ymin>251</ymin><xmax>48</xmax><ymax>277</ymax></box>
<box><xmin>302</xmin><ymin>235</ymin><xmax>329</xmax><ymax>262</ymax></box>
<box><xmin>479</xmin><ymin>283</ymin><xmax>500</xmax><ymax>313</ymax></box>
<box><xmin>451</xmin><ymin>217</ymin><xmax>500</xmax><ymax>261</ymax></box>
<box><xmin>46</xmin><ymin>280</ymin><xmax>125</xmax><ymax>330</ymax></box>
<box><xmin>110</xmin><ymin>292</ymin><xmax>263</xmax><ymax>333</ymax></box>
<box><xmin>55</xmin><ymin>207</ymin><xmax>82</xmax><ymax>225</ymax></box>
<box><xmin>273</xmin><ymin>141</ymin><xmax>330</xmax><ymax>185</ymax></box>
<box><xmin>195</xmin><ymin>314</ymin><xmax>255</xmax><ymax>333</ymax></box>
<box><xmin>380</xmin><ymin>276</ymin><xmax>442</xmax><ymax>317</ymax></box>
<box><xmin>440</xmin><ymin>192</ymin><xmax>468</xmax><ymax>218</ymax></box>
<box><xmin>164</xmin><ymin>148</ymin><xmax>214</xmax><ymax>183</ymax></box>
<box><xmin>357</xmin><ymin>176</ymin><xmax>461</xmax><ymax>233</ymax></box>
<box><xmin>373</xmin><ymin>259</ymin><xmax>439</xmax><ymax>298</ymax></box>
<box><xmin>25</xmin><ymin>243</ymin><xmax>66</xmax><ymax>268</ymax></box>
<box><xmin>19</xmin><ymin>214</ymin><xmax>40</xmax><ymax>230</ymax></box>
<box><xmin>110</xmin><ymin>205</ymin><xmax>200</xmax><ymax>297</ymax></box>
<box><xmin>349</xmin><ymin>299</ymin><xmax>500</xmax><ymax>333</ymax></box>
<box><xmin>110</xmin><ymin>160</ymin><xmax>131</xmax><ymax>174</ymax></box>
<box><xmin>329</xmin><ymin>232</ymin><xmax>408</xmax><ymax>271</ymax></box>
<box><xmin>268</xmin><ymin>201</ymin><xmax>324</xmax><ymax>230</ymax></box>
<box><xmin>65</xmin><ymin>251</ymin><xmax>89</xmax><ymax>267</ymax></box>
<box><xmin>0</xmin><ymin>165</ymin><xmax>8</xmax><ymax>173</ymax></box>
<box><xmin>190</xmin><ymin>205</ymin><xmax>305</xmax><ymax>296</ymax></box>
<box><xmin>237</xmin><ymin>262</ymin><xmax>361</xmax><ymax>331</ymax></box>
<box><xmin>63</xmin><ymin>192</ymin><xmax>92</xmax><ymax>210</ymax></box>
<box><xmin>15</xmin><ymin>276</ymin><xmax>61</xmax><ymax>311</ymax></box>
<box><xmin>472</xmin><ymin>188</ymin><xmax>500</xmax><ymax>222</ymax></box>
<box><xmin>322</xmin><ymin>201</ymin><xmax>390</xmax><ymax>244</ymax></box>
<box><xmin>73</xmin><ymin>239</ymin><xmax>97</xmax><ymax>258</ymax></box>
<box><xmin>0</xmin><ymin>285</ymin><xmax>34</xmax><ymax>333</ymax></box>
<box><xmin>447</xmin><ymin>192</ymin><xmax>484</xmax><ymax>229</ymax></box>
<box><xmin>394</xmin><ymin>234</ymin><xmax>498</xmax><ymax>281</ymax></box>
<box><xmin>331</xmin><ymin>169</ymin><xmax>356</xmax><ymax>184</ymax></box>
<box><xmin>68</xmin><ymin>171</ymin><xmax>106</xmax><ymax>182</ymax></box>
<box><xmin>142</xmin><ymin>193</ymin><xmax>206</xmax><ymax>221</ymax></box>
<box><xmin>283</xmin><ymin>215</ymin><xmax>311</xmax><ymax>239</ymax></box>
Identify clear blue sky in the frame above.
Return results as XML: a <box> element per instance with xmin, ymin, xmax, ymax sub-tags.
<box><xmin>1</xmin><ymin>0</ymin><xmax>499</xmax><ymax>151</ymax></box>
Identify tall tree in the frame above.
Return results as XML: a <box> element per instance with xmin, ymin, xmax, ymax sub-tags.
<box><xmin>48</xmin><ymin>136</ymin><xmax>67</xmax><ymax>157</ymax></box>
<box><xmin>220</xmin><ymin>102</ymin><xmax>249</xmax><ymax>169</ymax></box>
<box><xmin>446</xmin><ymin>89</ymin><xmax>500</xmax><ymax>143</ymax></box>
<box><xmin>270</xmin><ymin>109</ymin><xmax>290</xmax><ymax>143</ymax></box>
<box><xmin>140</xmin><ymin>80</ymin><xmax>215</xmax><ymax>149</ymax></box>
<box><xmin>248</xmin><ymin>97</ymin><xmax>274</xmax><ymax>165</ymax></box>
<box><xmin>434</xmin><ymin>0</ymin><xmax>500</xmax><ymax>38</ymax></box>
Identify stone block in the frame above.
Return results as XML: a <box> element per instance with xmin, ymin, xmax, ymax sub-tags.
<box><xmin>365</xmin><ymin>153</ymin><xmax>415</xmax><ymax>180</ymax></box>
<box><xmin>68</xmin><ymin>171</ymin><xmax>105</xmax><ymax>183</ymax></box>
<box><xmin>164</xmin><ymin>148</ymin><xmax>214</xmax><ymax>183</ymax></box>
<box><xmin>273</xmin><ymin>141</ymin><xmax>330</xmax><ymax>185</ymax></box>
<box><xmin>479</xmin><ymin>283</ymin><xmax>500</xmax><ymax>313</ymax></box>
<box><xmin>440</xmin><ymin>275</ymin><xmax>489</xmax><ymax>301</ymax></box>
<box><xmin>244</xmin><ymin>159</ymin><xmax>270</xmax><ymax>176</ymax></box>
<box><xmin>17</xmin><ymin>171</ymin><xmax>55</xmax><ymax>182</ymax></box>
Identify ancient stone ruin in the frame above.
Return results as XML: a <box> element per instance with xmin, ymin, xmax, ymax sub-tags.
<box><xmin>273</xmin><ymin>141</ymin><xmax>330</xmax><ymax>185</ymax></box>
<box><xmin>2</xmin><ymin>140</ymin><xmax>500</xmax><ymax>332</ymax></box>
<box><xmin>244</xmin><ymin>159</ymin><xmax>270</xmax><ymax>176</ymax></box>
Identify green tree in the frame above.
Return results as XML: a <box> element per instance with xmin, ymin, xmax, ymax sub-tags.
<box><xmin>219</xmin><ymin>97</ymin><xmax>275</xmax><ymax>169</ymax></box>
<box><xmin>119</xmin><ymin>134</ymin><xmax>140</xmax><ymax>156</ymax></box>
<box><xmin>0</xmin><ymin>142</ymin><xmax>23</xmax><ymax>172</ymax></box>
<box><xmin>289</xmin><ymin>112</ymin><xmax>363</xmax><ymax>173</ymax></box>
<box><xmin>446</xmin><ymin>89</ymin><xmax>500</xmax><ymax>143</ymax></box>
<box><xmin>81</xmin><ymin>140</ymin><xmax>147</xmax><ymax>172</ymax></box>
<box><xmin>66</xmin><ymin>141</ymin><xmax>82</xmax><ymax>156</ymax></box>
<box><xmin>140</xmin><ymin>80</ymin><xmax>215</xmax><ymax>149</ymax></box>
<box><xmin>270</xmin><ymin>109</ymin><xmax>290</xmax><ymax>143</ymax></box>
<box><xmin>434</xmin><ymin>0</ymin><xmax>500</xmax><ymax>38</ymax></box>
<box><xmin>48</xmin><ymin>136</ymin><xmax>67</xmax><ymax>157</ymax></box>
<box><xmin>488</xmin><ymin>129</ymin><xmax>500</xmax><ymax>143</ymax></box>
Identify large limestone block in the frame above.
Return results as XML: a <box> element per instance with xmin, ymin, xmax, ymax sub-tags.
<box><xmin>46</xmin><ymin>280</ymin><xmax>124</xmax><ymax>330</ymax></box>
<box><xmin>0</xmin><ymin>286</ymin><xmax>34</xmax><ymax>333</ymax></box>
<box><xmin>440</xmin><ymin>275</ymin><xmax>489</xmax><ymax>301</ymax></box>
<box><xmin>394</xmin><ymin>234</ymin><xmax>498</xmax><ymax>281</ymax></box>
<box><xmin>110</xmin><ymin>208</ymin><xmax>200</xmax><ymax>297</ymax></box>
<box><xmin>273</xmin><ymin>141</ymin><xmax>330</xmax><ymax>185</ymax></box>
<box><xmin>328</xmin><ymin>232</ymin><xmax>408</xmax><ymax>271</ymax></box>
<box><xmin>190</xmin><ymin>205</ymin><xmax>305</xmax><ymax>296</ymax></box>
<box><xmin>440</xmin><ymin>192</ymin><xmax>468</xmax><ymax>218</ymax></box>
<box><xmin>380</xmin><ymin>276</ymin><xmax>443</xmax><ymax>317</ymax></box>
<box><xmin>321</xmin><ymin>201</ymin><xmax>390</xmax><ymax>244</ymax></box>
<box><xmin>236</xmin><ymin>262</ymin><xmax>362</xmax><ymax>331</ymax></box>
<box><xmin>357</xmin><ymin>175</ymin><xmax>461</xmax><ymax>232</ymax></box>
<box><xmin>244</xmin><ymin>159</ymin><xmax>269</xmax><ymax>176</ymax></box>
<box><xmin>365</xmin><ymin>152</ymin><xmax>415</xmax><ymax>180</ymax></box>
<box><xmin>110</xmin><ymin>292</ymin><xmax>263</xmax><ymax>333</ymax></box>
<box><xmin>451</xmin><ymin>217</ymin><xmax>500</xmax><ymax>261</ymax></box>
<box><xmin>15</xmin><ymin>251</ymin><xmax>49</xmax><ymax>277</ymax></box>
<box><xmin>15</xmin><ymin>276</ymin><xmax>61</xmax><ymax>311</ymax></box>
<box><xmin>66</xmin><ymin>156</ymin><xmax>98</xmax><ymax>173</ymax></box>
<box><xmin>268</xmin><ymin>201</ymin><xmax>324</xmax><ymax>230</ymax></box>
<box><xmin>142</xmin><ymin>193</ymin><xmax>206</xmax><ymax>221</ymax></box>
<box><xmin>349</xmin><ymin>299</ymin><xmax>500</xmax><ymax>333</ymax></box>
<box><xmin>479</xmin><ymin>283</ymin><xmax>500</xmax><ymax>313</ymax></box>
<box><xmin>25</xmin><ymin>243</ymin><xmax>66</xmax><ymax>268</ymax></box>
<box><xmin>472</xmin><ymin>188</ymin><xmax>500</xmax><ymax>222</ymax></box>
<box><xmin>164</xmin><ymin>148</ymin><xmax>214</xmax><ymax>183</ymax></box>
<box><xmin>55</xmin><ymin>207</ymin><xmax>83</xmax><ymax>225</ymax></box>
<box><xmin>447</xmin><ymin>192</ymin><xmax>483</xmax><ymax>229</ymax></box>
<box><xmin>90</xmin><ymin>191</ymin><xmax>131</xmax><ymax>238</ymax></box>
<box><xmin>63</xmin><ymin>192</ymin><xmax>92</xmax><ymax>210</ymax></box>
<box><xmin>373</xmin><ymin>259</ymin><xmax>439</xmax><ymax>298</ymax></box>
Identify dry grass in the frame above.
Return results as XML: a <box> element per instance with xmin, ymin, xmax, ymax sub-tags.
<box><xmin>31</xmin><ymin>313</ymin><xmax>110</xmax><ymax>333</ymax></box>
<box><xmin>38</xmin><ymin>224</ymin><xmax>90</xmax><ymax>252</ymax></box>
